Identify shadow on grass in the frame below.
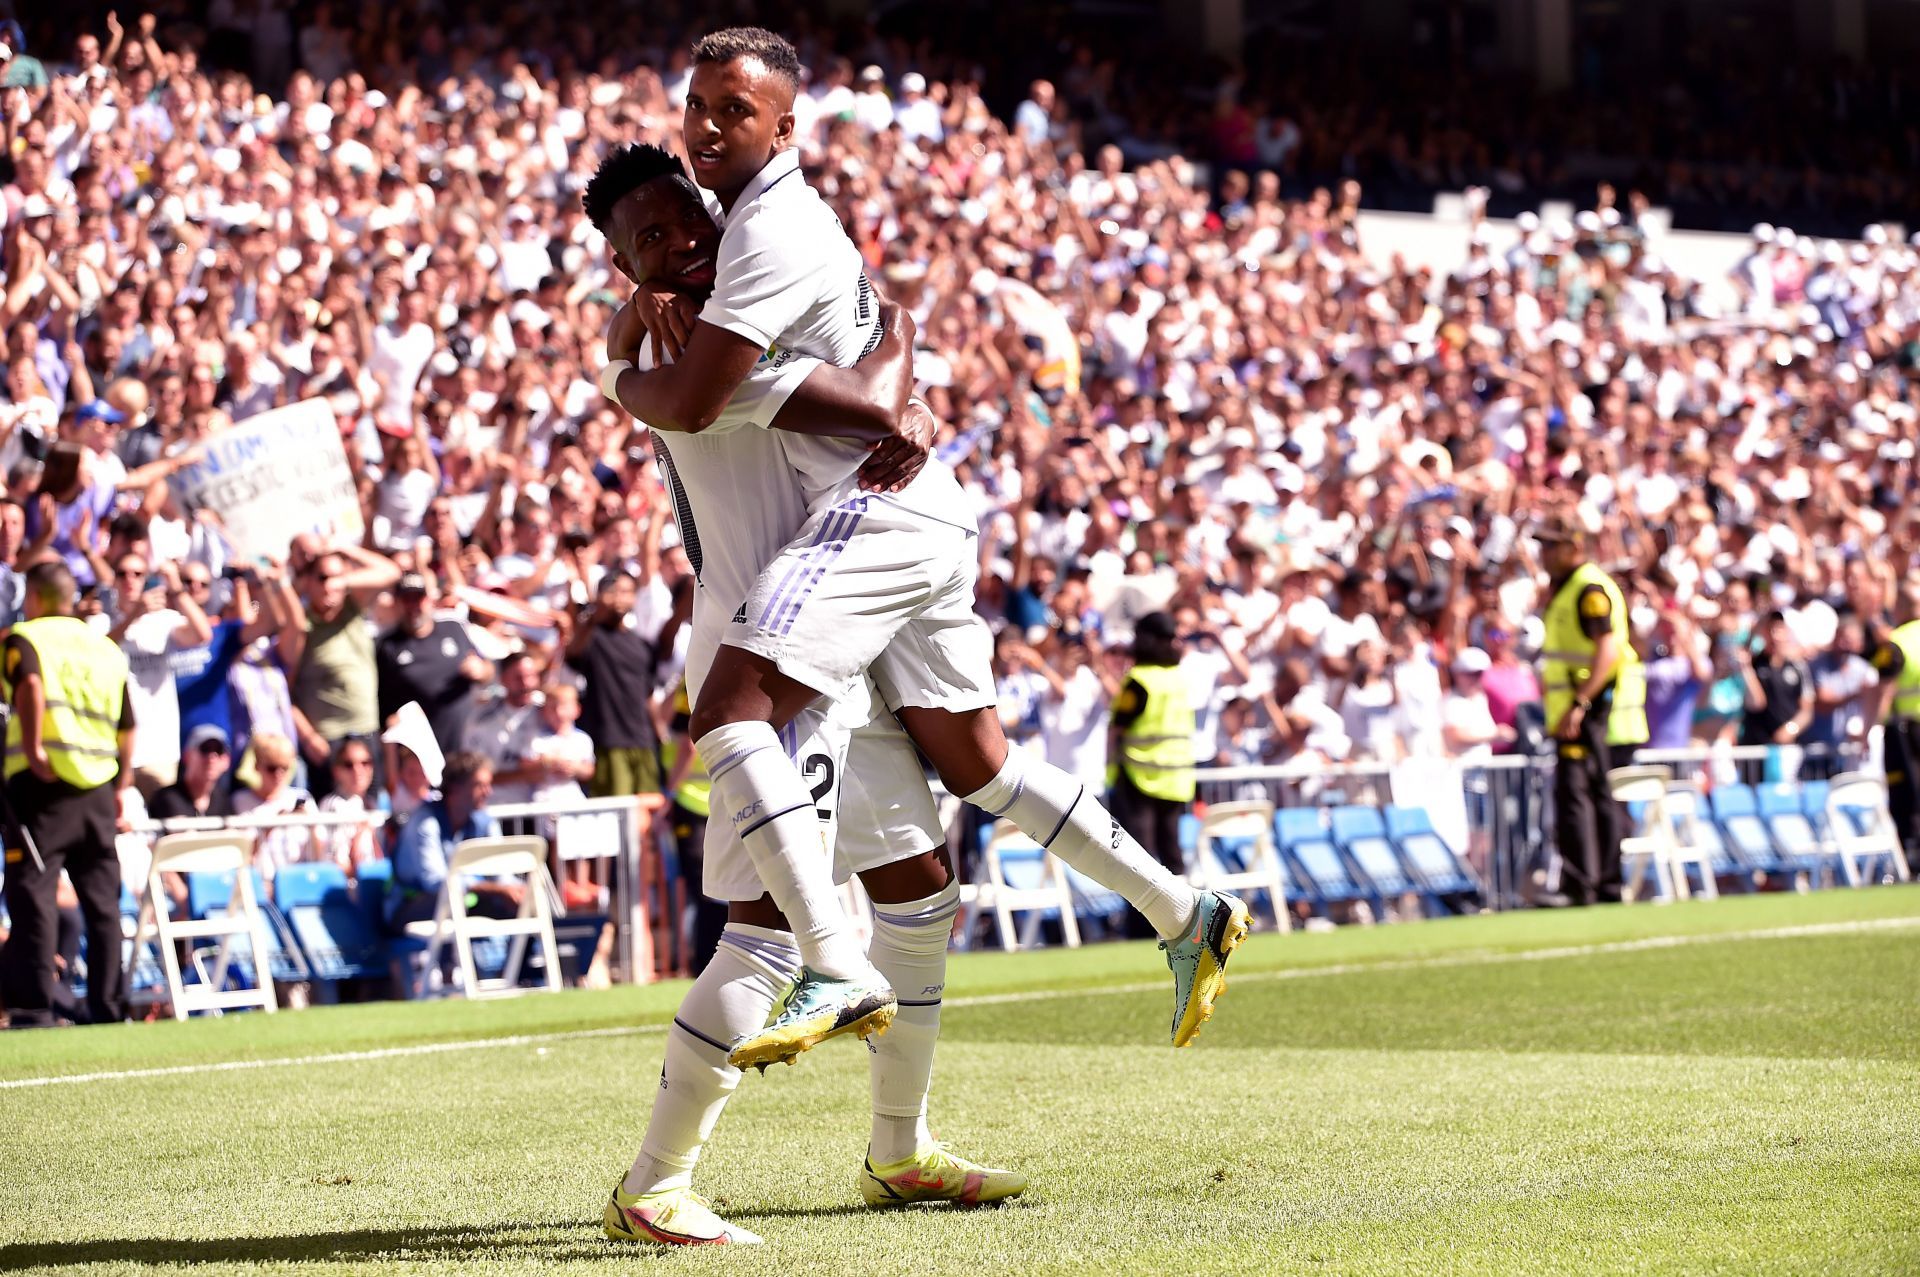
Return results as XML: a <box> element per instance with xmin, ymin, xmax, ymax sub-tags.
<box><xmin>0</xmin><ymin>1222</ymin><xmax>635</xmax><ymax>1268</ymax></box>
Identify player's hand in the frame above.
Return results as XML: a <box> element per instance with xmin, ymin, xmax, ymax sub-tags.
<box><xmin>1554</xmin><ymin>705</ymin><xmax>1584</xmax><ymax>742</ymax></box>
<box><xmin>630</xmin><ymin>289</ymin><xmax>697</xmax><ymax>363</ymax></box>
<box><xmin>605</xmin><ymin>301</ymin><xmax>646</xmax><ymax>365</ymax></box>
<box><xmin>859</xmin><ymin>400</ymin><xmax>935</xmax><ymax>494</ymax></box>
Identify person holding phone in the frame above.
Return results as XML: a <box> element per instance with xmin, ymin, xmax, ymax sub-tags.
<box><xmin>106</xmin><ymin>550</ymin><xmax>211</xmax><ymax>799</ymax></box>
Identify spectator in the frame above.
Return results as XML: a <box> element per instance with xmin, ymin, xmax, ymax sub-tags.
<box><xmin>148</xmin><ymin>724</ymin><xmax>236</xmax><ymax>822</ymax></box>
<box><xmin>171</xmin><ymin>559</ymin><xmax>302</xmax><ymax>754</ymax></box>
<box><xmin>291</xmin><ymin>543</ymin><xmax>400</xmax><ymax>793</ymax></box>
<box><xmin>524</xmin><ymin>682</ymin><xmax>595</xmax><ymax>807</ymax></box>
<box><xmin>1737</xmin><ymin>611</ymin><xmax>1814</xmax><ymax>761</ymax></box>
<box><xmin>107</xmin><ymin>552</ymin><xmax>211</xmax><ymax>798</ymax></box>
<box><xmin>463</xmin><ymin>649</ymin><xmax>545</xmax><ymax>804</ymax></box>
<box><xmin>375</xmin><ymin>572</ymin><xmax>494</xmax><ymax>756</ymax></box>
<box><xmin>232</xmin><ymin>731</ymin><xmax>322</xmax><ymax>874</ymax></box>
<box><xmin>1640</xmin><ymin>604</ymin><xmax>1714</xmax><ymax>752</ymax></box>
<box><xmin>1478</xmin><ymin>625</ymin><xmax>1541</xmax><ymax>748</ymax></box>
<box><xmin>316</xmin><ymin>739</ymin><xmax>382</xmax><ymax>874</ymax></box>
<box><xmin>1441</xmin><ymin>649</ymin><xmax>1509</xmax><ymax>759</ymax></box>
<box><xmin>1805</xmin><ymin>613</ymin><xmax>1880</xmax><ymax>775</ymax></box>
<box><xmin>386</xmin><ymin>750</ymin><xmax>517</xmax><ymax>932</ymax></box>
<box><xmin>558</xmin><ymin>572</ymin><xmax>659</xmax><ymax>799</ymax></box>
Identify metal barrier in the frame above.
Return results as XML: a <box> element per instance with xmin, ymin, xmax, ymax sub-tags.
<box><xmin>124</xmin><ymin>793</ymin><xmax>666</xmax><ymax>984</ymax></box>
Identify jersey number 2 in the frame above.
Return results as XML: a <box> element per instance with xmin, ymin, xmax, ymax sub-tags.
<box><xmin>803</xmin><ymin>752</ymin><xmax>835</xmax><ymax>822</ymax></box>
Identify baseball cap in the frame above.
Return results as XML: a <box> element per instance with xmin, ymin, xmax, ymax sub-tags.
<box><xmin>186</xmin><ymin>724</ymin><xmax>231</xmax><ymax>754</ymax></box>
<box><xmin>1135</xmin><ymin>611</ymin><xmax>1179</xmax><ymax>643</ymax></box>
<box><xmin>74</xmin><ymin>399</ymin><xmax>127</xmax><ymax>424</ymax></box>
<box><xmin>1453</xmin><ymin>647</ymin><xmax>1492</xmax><ymax>675</ymax></box>
<box><xmin>396</xmin><ymin>572</ymin><xmax>431</xmax><ymax>596</ymax></box>
<box><xmin>900</xmin><ymin>72</ymin><xmax>926</xmax><ymax>93</ymax></box>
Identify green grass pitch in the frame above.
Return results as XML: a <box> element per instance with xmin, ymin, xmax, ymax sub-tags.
<box><xmin>2</xmin><ymin>888</ymin><xmax>1917</xmax><ymax>1276</ymax></box>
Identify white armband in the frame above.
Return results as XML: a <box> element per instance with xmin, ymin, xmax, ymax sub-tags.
<box><xmin>599</xmin><ymin>359</ymin><xmax>634</xmax><ymax>404</ymax></box>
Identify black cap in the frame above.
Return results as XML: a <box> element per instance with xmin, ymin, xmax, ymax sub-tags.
<box><xmin>396</xmin><ymin>573</ymin><xmax>431</xmax><ymax>596</ymax></box>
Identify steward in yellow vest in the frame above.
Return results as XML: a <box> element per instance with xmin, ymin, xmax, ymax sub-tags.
<box><xmin>1534</xmin><ymin>515</ymin><xmax>1644</xmax><ymax>906</ymax></box>
<box><xmin>1867</xmin><ymin>601</ymin><xmax>1920</xmax><ymax>861</ymax></box>
<box><xmin>1107</xmin><ymin>611</ymin><xmax>1195</xmax><ymax>878</ymax></box>
<box><xmin>1</xmin><ymin>562</ymin><xmax>135</xmax><ymax>1026</ymax></box>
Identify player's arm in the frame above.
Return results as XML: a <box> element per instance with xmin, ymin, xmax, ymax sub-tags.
<box><xmin>767</xmin><ymin>302</ymin><xmax>916</xmax><ymax>442</ymax></box>
<box><xmin>603</xmin><ymin>320</ymin><xmax>765</xmax><ymax>435</ymax></box>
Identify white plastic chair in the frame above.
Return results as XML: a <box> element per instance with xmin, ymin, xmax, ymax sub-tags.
<box><xmin>1608</xmin><ymin>765</ymin><xmax>1684</xmax><ymax>904</ymax></box>
<box><xmin>1660</xmin><ymin>781</ymin><xmax>1721</xmax><ymax>900</ymax></box>
<box><xmin>983</xmin><ymin>821</ymin><xmax>1080</xmax><ymax>951</ymax></box>
<box><xmin>126</xmin><ymin>832</ymin><xmax>277</xmax><ymax>1018</ymax></box>
<box><xmin>1825</xmin><ymin>772</ymin><xmax>1912</xmax><ymax>887</ymax></box>
<box><xmin>1192</xmin><ymin>800</ymin><xmax>1289</xmax><ymax>931</ymax></box>
<box><xmin>412</xmin><ymin>836</ymin><xmax>561</xmax><ymax>998</ymax></box>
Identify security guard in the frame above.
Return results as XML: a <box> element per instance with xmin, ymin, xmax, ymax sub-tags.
<box><xmin>1866</xmin><ymin>574</ymin><xmax>1920</xmax><ymax>860</ymax></box>
<box><xmin>1108</xmin><ymin>611</ymin><xmax>1196</xmax><ymax>881</ymax></box>
<box><xmin>1536</xmin><ymin>516</ymin><xmax>1647</xmax><ymax>906</ymax></box>
<box><xmin>2</xmin><ymin>562</ymin><xmax>136</xmax><ymax>1027</ymax></box>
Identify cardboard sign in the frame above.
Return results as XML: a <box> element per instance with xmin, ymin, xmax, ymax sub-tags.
<box><xmin>169</xmin><ymin>399</ymin><xmax>363</xmax><ymax>561</ymax></box>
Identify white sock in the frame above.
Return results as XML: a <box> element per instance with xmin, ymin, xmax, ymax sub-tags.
<box><xmin>697</xmin><ymin>721</ymin><xmax>874</xmax><ymax>980</ymax></box>
<box><xmin>865</xmin><ymin>881</ymin><xmax>958</xmax><ymax>1163</ymax></box>
<box><xmin>966</xmin><ymin>749</ymin><xmax>1200</xmax><ymax>941</ymax></box>
<box><xmin>623</xmin><ymin>924</ymin><xmax>799</xmax><ymax>1196</ymax></box>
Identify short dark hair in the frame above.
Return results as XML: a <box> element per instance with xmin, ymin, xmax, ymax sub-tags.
<box><xmin>442</xmin><ymin>750</ymin><xmax>493</xmax><ymax>791</ymax></box>
<box><xmin>25</xmin><ymin>561</ymin><xmax>77</xmax><ymax>614</ymax></box>
<box><xmin>581</xmin><ymin>143</ymin><xmax>688</xmax><ymax>233</ymax></box>
<box><xmin>598</xmin><ymin>570</ymin><xmax>637</xmax><ymax>595</ymax></box>
<box><xmin>691</xmin><ymin>26</ymin><xmax>801</xmax><ymax>94</ymax></box>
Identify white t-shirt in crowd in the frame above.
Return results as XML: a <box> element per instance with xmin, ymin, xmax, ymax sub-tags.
<box><xmin>367</xmin><ymin>319</ymin><xmax>434</xmax><ymax>427</ymax></box>
<box><xmin>121</xmin><ymin>610</ymin><xmax>184</xmax><ymax>771</ymax></box>
<box><xmin>1040</xmin><ymin>665</ymin><xmax>1110</xmax><ymax>787</ymax></box>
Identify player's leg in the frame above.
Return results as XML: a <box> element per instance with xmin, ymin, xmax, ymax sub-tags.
<box><xmin>839</xmin><ymin>716</ymin><xmax>1025</xmax><ymax>1207</ymax></box>
<box><xmin>607</xmin><ymin>895</ymin><xmax>792</xmax><ymax>1247</ymax></box>
<box><xmin>877</xmin><ymin>563</ymin><xmax>1249</xmax><ymax>1047</ymax></box>
<box><xmin>607</xmin><ymin>702</ymin><xmax>852</xmax><ymax>1246</ymax></box>
<box><xmin>690</xmin><ymin>646</ymin><xmax>876</xmax><ymax>982</ymax></box>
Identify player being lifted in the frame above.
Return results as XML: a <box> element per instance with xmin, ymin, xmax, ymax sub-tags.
<box><xmin>599</xmin><ymin>25</ymin><xmax>1248</xmax><ymax>1071</ymax></box>
<box><xmin>584</xmin><ymin>146</ymin><xmax>1026</xmax><ymax>1244</ymax></box>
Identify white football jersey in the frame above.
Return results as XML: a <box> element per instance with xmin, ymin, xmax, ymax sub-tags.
<box><xmin>701</xmin><ymin>149</ymin><xmax>968</xmax><ymax>524</ymax></box>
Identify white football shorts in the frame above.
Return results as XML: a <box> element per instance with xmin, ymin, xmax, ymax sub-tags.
<box><xmin>723</xmin><ymin>492</ymin><xmax>997</xmax><ymax>715</ymax></box>
<box><xmin>687</xmin><ymin>605</ymin><xmax>945</xmax><ymax>903</ymax></box>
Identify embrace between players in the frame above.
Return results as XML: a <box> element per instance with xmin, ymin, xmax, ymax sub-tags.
<box><xmin>582</xmin><ymin>27</ymin><xmax>1250</xmax><ymax>1245</ymax></box>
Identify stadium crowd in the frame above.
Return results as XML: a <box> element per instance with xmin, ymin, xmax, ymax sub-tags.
<box><xmin>2</xmin><ymin>6</ymin><xmax>1919</xmax><ymax>980</ymax></box>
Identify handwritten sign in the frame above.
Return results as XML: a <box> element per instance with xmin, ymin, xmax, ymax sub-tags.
<box><xmin>169</xmin><ymin>399</ymin><xmax>363</xmax><ymax>562</ymax></box>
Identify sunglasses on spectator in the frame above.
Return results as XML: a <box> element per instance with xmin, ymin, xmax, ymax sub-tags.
<box><xmin>335</xmin><ymin>755</ymin><xmax>374</xmax><ymax>770</ymax></box>
<box><xmin>259</xmin><ymin>762</ymin><xmax>291</xmax><ymax>776</ymax></box>
<box><xmin>197</xmin><ymin>741</ymin><xmax>230</xmax><ymax>756</ymax></box>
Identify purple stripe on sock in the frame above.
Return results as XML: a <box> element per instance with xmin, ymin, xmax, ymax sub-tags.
<box><xmin>707</xmin><ymin>744</ymin><xmax>769</xmax><ymax>785</ymax></box>
<box><xmin>872</xmin><ymin>901</ymin><xmax>962</xmax><ymax>928</ymax></box>
<box><xmin>672</xmin><ymin>1017</ymin><xmax>733</xmax><ymax>1055</ymax></box>
<box><xmin>978</xmin><ymin>771</ymin><xmax>1025</xmax><ymax>819</ymax></box>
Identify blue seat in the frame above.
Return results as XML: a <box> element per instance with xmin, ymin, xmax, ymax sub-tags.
<box><xmin>276</xmin><ymin>862</ymin><xmax>389</xmax><ymax>984</ymax></box>
<box><xmin>1383</xmin><ymin>806</ymin><xmax>1480</xmax><ymax>900</ymax></box>
<box><xmin>1710</xmin><ymin>784</ymin><xmax>1791</xmax><ymax>877</ymax></box>
<box><xmin>184</xmin><ymin>867</ymin><xmax>306</xmax><ymax>989</ymax></box>
<box><xmin>1328</xmin><ymin>806</ymin><xmax>1417</xmax><ymax>899</ymax></box>
<box><xmin>1274</xmin><ymin>807</ymin><xmax>1372</xmax><ymax>914</ymax></box>
<box><xmin>1756</xmin><ymin>782</ymin><xmax>1832</xmax><ymax>880</ymax></box>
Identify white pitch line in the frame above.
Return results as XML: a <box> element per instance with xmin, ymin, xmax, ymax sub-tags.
<box><xmin>3</xmin><ymin>915</ymin><xmax>1913</xmax><ymax>1091</ymax></box>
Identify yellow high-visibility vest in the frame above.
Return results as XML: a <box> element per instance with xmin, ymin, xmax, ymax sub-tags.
<box><xmin>1541</xmin><ymin>563</ymin><xmax>1647</xmax><ymax>746</ymax></box>
<box><xmin>1887</xmin><ymin>620</ymin><xmax>1920</xmax><ymax>721</ymax></box>
<box><xmin>4</xmin><ymin>616</ymin><xmax>129</xmax><ymax>789</ymax></box>
<box><xmin>1115</xmin><ymin>663</ymin><xmax>1196</xmax><ymax>802</ymax></box>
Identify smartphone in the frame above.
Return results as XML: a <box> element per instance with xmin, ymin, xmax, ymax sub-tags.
<box><xmin>144</xmin><ymin>573</ymin><xmax>163</xmax><ymax>593</ymax></box>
